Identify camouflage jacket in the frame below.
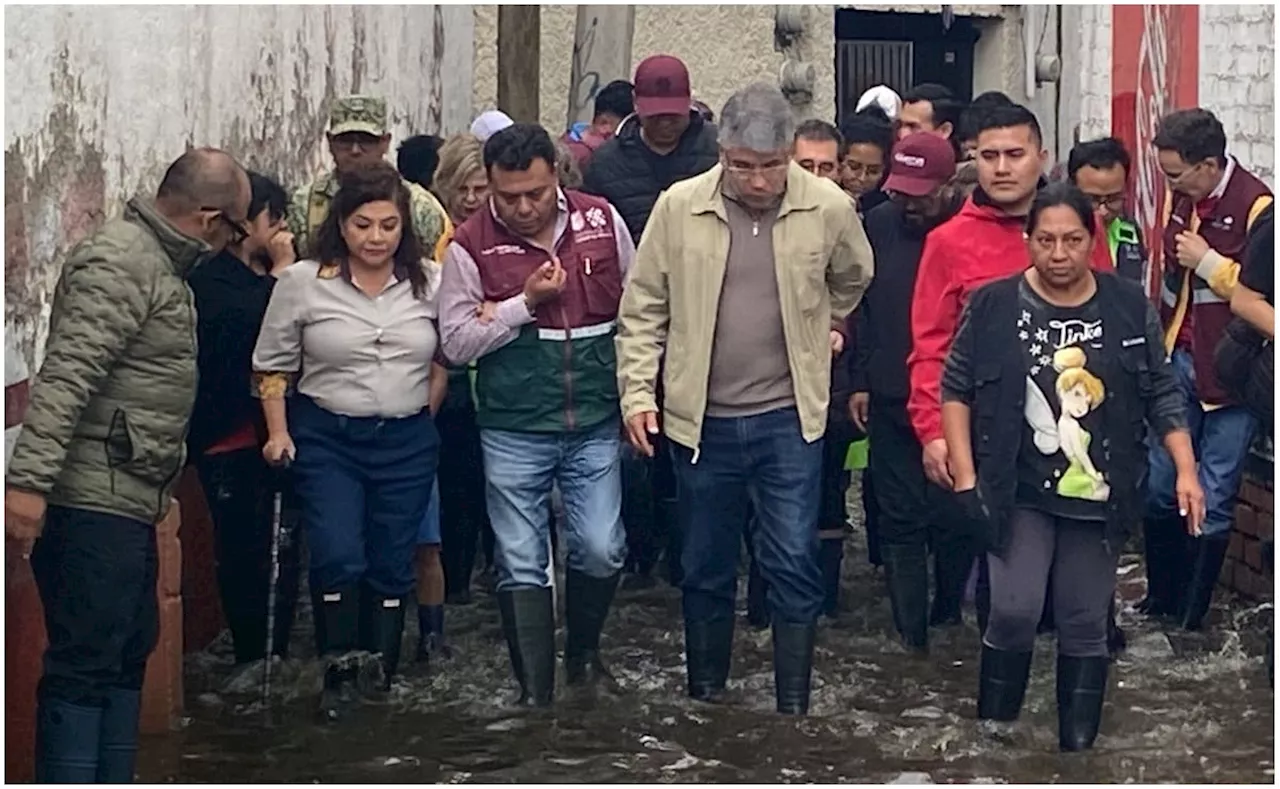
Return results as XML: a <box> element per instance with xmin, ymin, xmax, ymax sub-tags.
<box><xmin>286</xmin><ymin>169</ymin><xmax>453</xmax><ymax>262</ymax></box>
<box><xmin>8</xmin><ymin>198</ymin><xmax>207</xmax><ymax>524</ymax></box>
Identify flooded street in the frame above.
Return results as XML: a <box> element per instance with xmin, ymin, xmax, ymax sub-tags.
<box><xmin>140</xmin><ymin>475</ymin><xmax>1274</xmax><ymax>784</ymax></box>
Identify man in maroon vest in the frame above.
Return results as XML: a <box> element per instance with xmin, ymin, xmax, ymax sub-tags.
<box><xmin>1143</xmin><ymin>108</ymin><xmax>1274</xmax><ymax>631</ymax></box>
<box><xmin>437</xmin><ymin>123</ymin><xmax>636</xmax><ymax>706</ymax></box>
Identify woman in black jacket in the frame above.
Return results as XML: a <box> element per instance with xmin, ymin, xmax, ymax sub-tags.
<box><xmin>940</xmin><ymin>183</ymin><xmax>1204</xmax><ymax>751</ymax></box>
<box><xmin>188</xmin><ymin>172</ymin><xmax>299</xmax><ymax>666</ymax></box>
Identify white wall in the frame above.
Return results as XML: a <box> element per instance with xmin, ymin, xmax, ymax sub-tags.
<box><xmin>4</xmin><ymin>5</ymin><xmax>475</xmax><ymax>369</ymax></box>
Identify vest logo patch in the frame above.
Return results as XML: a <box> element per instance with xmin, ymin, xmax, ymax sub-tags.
<box><xmin>570</xmin><ymin>211</ymin><xmax>585</xmax><ymax>232</ymax></box>
<box><xmin>585</xmin><ymin>206</ymin><xmax>608</xmax><ymax>229</ymax></box>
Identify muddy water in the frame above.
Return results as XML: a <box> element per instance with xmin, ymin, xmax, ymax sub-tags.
<box><xmin>140</xmin><ymin>474</ymin><xmax>1274</xmax><ymax>784</ymax></box>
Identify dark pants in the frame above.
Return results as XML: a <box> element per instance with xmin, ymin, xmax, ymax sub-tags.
<box><xmin>674</xmin><ymin>407</ymin><xmax>825</xmax><ymax>625</ymax></box>
<box><xmin>195</xmin><ymin>448</ymin><xmax>301</xmax><ymax>664</ymax></box>
<box><xmin>435</xmin><ymin>405</ymin><xmax>489</xmax><ymax>597</ymax></box>
<box><xmin>986</xmin><ymin>508</ymin><xmax>1118</xmax><ymax>657</ymax></box>
<box><xmin>32</xmin><ymin>506</ymin><xmax>159</xmax><ymax>706</ymax></box>
<box><xmin>290</xmin><ymin>396</ymin><xmax>439</xmax><ymax>597</ymax></box>
<box><xmin>869</xmin><ymin>400</ymin><xmax>974</xmax><ymax>607</ymax></box>
<box><xmin>622</xmin><ymin>432</ymin><xmax>680</xmax><ymax>580</ymax></box>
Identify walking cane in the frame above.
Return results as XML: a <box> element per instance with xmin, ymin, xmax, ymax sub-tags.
<box><xmin>262</xmin><ymin>456</ymin><xmax>291</xmax><ymax>722</ymax></box>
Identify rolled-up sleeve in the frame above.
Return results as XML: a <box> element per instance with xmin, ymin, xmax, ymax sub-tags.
<box><xmin>251</xmin><ymin>264</ymin><xmax>306</xmax><ymax>398</ymax></box>
<box><xmin>1141</xmin><ymin>302</ymin><xmax>1189</xmax><ymax>437</ymax></box>
<box><xmin>437</xmin><ymin>242</ymin><xmax>534</xmax><ymax>365</ymax></box>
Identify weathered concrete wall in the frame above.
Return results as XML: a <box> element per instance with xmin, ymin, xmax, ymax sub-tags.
<box><xmin>5</xmin><ymin>5</ymin><xmax>475</xmax><ymax>370</ymax></box>
<box><xmin>473</xmin><ymin>5</ymin><xmax>838</xmax><ymax>130</ymax></box>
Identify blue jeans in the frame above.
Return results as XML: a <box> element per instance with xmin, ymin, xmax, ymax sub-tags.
<box><xmin>416</xmin><ymin>476</ymin><xmax>442</xmax><ymax>545</ymax></box>
<box><xmin>671</xmin><ymin>407</ymin><xmax>825</xmax><ymax>625</ymax></box>
<box><xmin>480</xmin><ymin>419</ymin><xmax>626</xmax><ymax>591</ymax></box>
<box><xmin>1146</xmin><ymin>348</ymin><xmax>1258</xmax><ymax>537</ymax></box>
<box><xmin>290</xmin><ymin>396</ymin><xmax>439</xmax><ymax>596</ymax></box>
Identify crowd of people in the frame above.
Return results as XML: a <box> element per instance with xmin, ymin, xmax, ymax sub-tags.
<box><xmin>5</xmin><ymin>50</ymin><xmax>1274</xmax><ymax>783</ymax></box>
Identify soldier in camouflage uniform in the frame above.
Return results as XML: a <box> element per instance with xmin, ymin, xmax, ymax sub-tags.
<box><xmin>288</xmin><ymin>95</ymin><xmax>452</xmax><ymax>261</ymax></box>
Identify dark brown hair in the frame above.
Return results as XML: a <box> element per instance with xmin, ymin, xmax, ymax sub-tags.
<box><xmin>314</xmin><ymin>161</ymin><xmax>428</xmax><ymax>299</ymax></box>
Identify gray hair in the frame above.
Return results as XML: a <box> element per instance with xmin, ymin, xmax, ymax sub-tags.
<box><xmin>719</xmin><ymin>83</ymin><xmax>796</xmax><ymax>152</ymax></box>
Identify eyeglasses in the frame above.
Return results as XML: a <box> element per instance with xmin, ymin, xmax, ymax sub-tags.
<box><xmin>1163</xmin><ymin>161</ymin><xmax>1203</xmax><ymax>188</ymax></box>
<box><xmin>724</xmin><ymin>161</ymin><xmax>789</xmax><ymax>177</ymax></box>
<box><xmin>1087</xmin><ymin>193</ymin><xmax>1126</xmax><ymax>212</ymax></box>
<box><xmin>204</xmin><ymin>207</ymin><xmax>248</xmax><ymax>245</ymax></box>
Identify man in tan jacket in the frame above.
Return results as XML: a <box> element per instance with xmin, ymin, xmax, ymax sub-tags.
<box><xmin>615</xmin><ymin>83</ymin><xmax>873</xmax><ymax>715</ymax></box>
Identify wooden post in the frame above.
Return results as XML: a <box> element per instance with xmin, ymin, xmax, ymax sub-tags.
<box><xmin>497</xmin><ymin>5</ymin><xmax>542</xmax><ymax>124</ymax></box>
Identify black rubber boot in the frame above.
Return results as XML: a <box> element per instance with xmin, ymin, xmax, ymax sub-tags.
<box><xmin>564</xmin><ymin>569</ymin><xmax>620</xmax><ymax>686</ymax></box>
<box><xmin>35</xmin><ymin>698</ymin><xmax>101</xmax><ymax>783</ymax></box>
<box><xmin>1056</xmin><ymin>654</ymin><xmax>1109</xmax><ymax>751</ymax></box>
<box><xmin>772</xmin><ymin>621</ymin><xmax>817</xmax><ymax>715</ymax></box>
<box><xmin>1179</xmin><ymin>533</ymin><xmax>1230</xmax><ymax>631</ymax></box>
<box><xmin>96</xmin><ymin>688</ymin><xmax>141</xmax><ymax>783</ymax></box>
<box><xmin>316</xmin><ymin>586</ymin><xmax>361</xmax><ymax>722</ymax></box>
<box><xmin>1106</xmin><ymin>597</ymin><xmax>1126</xmax><ymax>657</ymax></box>
<box><xmin>929</xmin><ymin>541</ymin><xmax>970</xmax><ymax>627</ymax></box>
<box><xmin>975</xmin><ymin>556</ymin><xmax>991</xmax><ymax>636</ymax></box>
<box><xmin>976</xmin><ymin>645</ymin><xmax>1033</xmax><ymax>722</ymax></box>
<box><xmin>1137</xmin><ymin>516</ymin><xmax>1186</xmax><ymax>616</ymax></box>
<box><xmin>497</xmin><ymin>587</ymin><xmax>556</xmax><ymax>707</ymax></box>
<box><xmin>882</xmin><ymin>543</ymin><xmax>930</xmax><ymax>653</ymax></box>
<box><xmin>364</xmin><ymin>593</ymin><xmax>407</xmax><ymax>691</ymax></box>
<box><xmin>685</xmin><ymin>617</ymin><xmax>735</xmax><ymax>702</ymax></box>
<box><xmin>415</xmin><ymin>604</ymin><xmax>452</xmax><ymax>663</ymax></box>
<box><xmin>819</xmin><ymin>537</ymin><xmax>844</xmax><ymax>618</ymax></box>
<box><xmin>746</xmin><ymin>556</ymin><xmax>770</xmax><ymax>630</ymax></box>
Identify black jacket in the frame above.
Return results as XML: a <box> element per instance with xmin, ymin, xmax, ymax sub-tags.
<box><xmin>581</xmin><ymin>112</ymin><xmax>719</xmax><ymax>241</ymax></box>
<box><xmin>849</xmin><ymin>201</ymin><xmax>930</xmax><ymax>401</ymax></box>
<box><xmin>948</xmin><ymin>272</ymin><xmax>1185</xmax><ymax>554</ymax></box>
<box><xmin>187</xmin><ymin>251</ymin><xmax>276</xmax><ymax>456</ymax></box>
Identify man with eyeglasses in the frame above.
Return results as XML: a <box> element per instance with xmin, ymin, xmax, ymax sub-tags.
<box><xmin>1141</xmin><ymin>108</ymin><xmax>1273</xmax><ymax>632</ymax></box>
<box><xmin>616</xmin><ymin>83</ymin><xmax>872</xmax><ymax>715</ymax></box>
<box><xmin>287</xmin><ymin>95</ymin><xmax>451</xmax><ymax>261</ymax></box>
<box><xmin>6</xmin><ymin>148</ymin><xmax>250</xmax><ymax>783</ymax></box>
<box><xmin>1067</xmin><ymin>138</ymin><xmax>1148</xmax><ymax>286</ymax></box>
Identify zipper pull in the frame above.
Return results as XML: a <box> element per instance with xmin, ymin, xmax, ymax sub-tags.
<box><xmin>585</xmin><ymin>257</ymin><xmax>592</xmax><ymax>276</ymax></box>
<box><xmin>752</xmin><ymin>221</ymin><xmax>759</xmax><ymax>238</ymax></box>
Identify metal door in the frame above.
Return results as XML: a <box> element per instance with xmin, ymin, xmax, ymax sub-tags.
<box><xmin>837</xmin><ymin>39</ymin><xmax>913</xmax><ymax>123</ymax></box>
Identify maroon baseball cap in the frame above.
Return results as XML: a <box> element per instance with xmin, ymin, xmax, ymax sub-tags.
<box><xmin>633</xmin><ymin>55</ymin><xmax>692</xmax><ymax>118</ymax></box>
<box><xmin>882</xmin><ymin>132</ymin><xmax>957</xmax><ymax>196</ymax></box>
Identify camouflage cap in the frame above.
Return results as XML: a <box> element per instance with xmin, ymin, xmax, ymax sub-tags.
<box><xmin>329</xmin><ymin>95</ymin><xmax>388</xmax><ymax>137</ymax></box>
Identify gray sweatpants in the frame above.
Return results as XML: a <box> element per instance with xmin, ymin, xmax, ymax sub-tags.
<box><xmin>984</xmin><ymin>508</ymin><xmax>1118</xmax><ymax>658</ymax></box>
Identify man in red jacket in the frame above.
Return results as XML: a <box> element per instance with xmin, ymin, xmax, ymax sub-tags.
<box><xmin>906</xmin><ymin>105</ymin><xmax>1112</xmax><ymax>629</ymax></box>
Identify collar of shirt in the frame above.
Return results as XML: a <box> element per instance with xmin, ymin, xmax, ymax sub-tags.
<box><xmin>1195</xmin><ymin>155</ymin><xmax>1236</xmax><ymax>217</ymax></box>
<box><xmin>486</xmin><ymin>188</ymin><xmax>571</xmax><ymax>250</ymax></box>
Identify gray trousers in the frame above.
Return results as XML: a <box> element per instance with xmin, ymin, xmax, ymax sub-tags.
<box><xmin>985</xmin><ymin>508</ymin><xmax>1118</xmax><ymax>658</ymax></box>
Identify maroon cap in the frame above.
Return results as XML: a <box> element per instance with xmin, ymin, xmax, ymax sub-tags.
<box><xmin>633</xmin><ymin>55</ymin><xmax>692</xmax><ymax>118</ymax></box>
<box><xmin>882</xmin><ymin>132</ymin><xmax>957</xmax><ymax>196</ymax></box>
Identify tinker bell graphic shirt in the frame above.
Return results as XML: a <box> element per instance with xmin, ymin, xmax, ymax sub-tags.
<box><xmin>1015</xmin><ymin>280</ymin><xmax>1112</xmax><ymax>521</ymax></box>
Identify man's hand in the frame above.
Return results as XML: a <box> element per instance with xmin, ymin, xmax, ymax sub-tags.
<box><xmin>849</xmin><ymin>392</ymin><xmax>870</xmax><ymax>432</ymax></box>
<box><xmin>922</xmin><ymin>438</ymin><xmax>952</xmax><ymax>488</ymax></box>
<box><xmin>267</xmin><ymin>229</ymin><xmax>297</xmax><ymax>272</ymax></box>
<box><xmin>263</xmin><ymin>433</ymin><xmax>296</xmax><ymax>467</ymax></box>
<box><xmin>626</xmin><ymin>411</ymin><xmax>660</xmax><ymax>458</ymax></box>
<box><xmin>5</xmin><ymin>488</ymin><xmax>47</xmax><ymax>559</ymax></box>
<box><xmin>524</xmin><ymin>260</ymin><xmax>567</xmax><ymax>308</ymax></box>
<box><xmin>1175</xmin><ymin>232</ymin><xmax>1211</xmax><ymax>269</ymax></box>
<box><xmin>829</xmin><ymin>329</ymin><xmax>845</xmax><ymax>356</ymax></box>
<box><xmin>475</xmin><ymin>300</ymin><xmax>498</xmax><ymax>324</ymax></box>
<box><xmin>1176</xmin><ymin>471</ymin><xmax>1207</xmax><ymax>536</ymax></box>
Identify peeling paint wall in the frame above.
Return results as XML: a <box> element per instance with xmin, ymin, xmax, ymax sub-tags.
<box><xmin>5</xmin><ymin>5</ymin><xmax>475</xmax><ymax>370</ymax></box>
<box><xmin>472</xmin><ymin>5</ymin><xmax>838</xmax><ymax>129</ymax></box>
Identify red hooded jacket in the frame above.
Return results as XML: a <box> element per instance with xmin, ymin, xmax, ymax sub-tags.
<box><xmin>907</xmin><ymin>194</ymin><xmax>1114</xmax><ymax>445</ymax></box>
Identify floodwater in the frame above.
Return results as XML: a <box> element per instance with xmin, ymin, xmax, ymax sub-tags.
<box><xmin>139</xmin><ymin>474</ymin><xmax>1274</xmax><ymax>784</ymax></box>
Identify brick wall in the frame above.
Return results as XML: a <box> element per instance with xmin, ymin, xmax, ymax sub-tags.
<box><xmin>1200</xmin><ymin>4</ymin><xmax>1276</xmax><ymax>186</ymax></box>
<box><xmin>1222</xmin><ymin>463</ymin><xmax>1274</xmax><ymax>600</ymax></box>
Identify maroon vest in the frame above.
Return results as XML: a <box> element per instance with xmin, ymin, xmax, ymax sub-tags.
<box><xmin>451</xmin><ymin>190</ymin><xmax>623</xmax><ymax>330</ymax></box>
<box><xmin>1159</xmin><ymin>162</ymin><xmax>1272</xmax><ymax>404</ymax></box>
